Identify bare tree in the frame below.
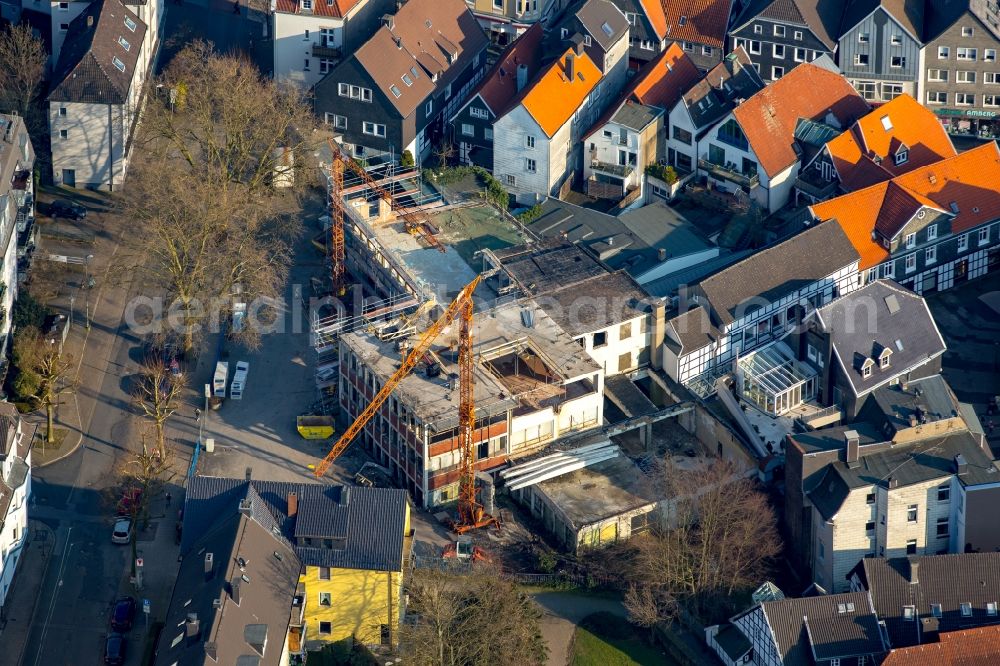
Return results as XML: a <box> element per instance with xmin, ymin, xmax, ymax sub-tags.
<box><xmin>119</xmin><ymin>41</ymin><xmax>315</xmax><ymax>353</ymax></box>
<box><xmin>132</xmin><ymin>357</ymin><xmax>185</xmax><ymax>458</ymax></box>
<box><xmin>0</xmin><ymin>23</ymin><xmax>46</xmax><ymax>122</ymax></box>
<box><xmin>401</xmin><ymin>567</ymin><xmax>547</xmax><ymax>666</ymax></box>
<box><xmin>622</xmin><ymin>458</ymin><xmax>782</xmax><ymax>626</ymax></box>
<box><xmin>13</xmin><ymin>326</ymin><xmax>77</xmax><ymax>444</ymax></box>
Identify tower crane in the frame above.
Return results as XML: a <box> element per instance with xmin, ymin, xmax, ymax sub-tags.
<box><xmin>327</xmin><ymin>139</ymin><xmax>346</xmax><ymax>295</ymax></box>
<box><xmin>313</xmin><ymin>276</ymin><xmax>500</xmax><ymax>533</ymax></box>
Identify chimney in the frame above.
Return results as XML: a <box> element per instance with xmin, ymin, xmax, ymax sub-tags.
<box><xmin>908</xmin><ymin>560</ymin><xmax>919</xmax><ymax>584</ymax></box>
<box><xmin>204</xmin><ymin>643</ymin><xmax>218</xmax><ymax>660</ymax></box>
<box><xmin>204</xmin><ymin>552</ymin><xmax>214</xmax><ymax>580</ymax></box>
<box><xmin>87</xmin><ymin>14</ymin><xmax>94</xmax><ymax>27</ymax></box>
<box><xmin>230</xmin><ymin>577</ymin><xmax>241</xmax><ymax>605</ymax></box>
<box><xmin>245</xmin><ymin>466</ymin><xmax>253</xmax><ymax>481</ymax></box>
<box><xmin>845</xmin><ymin>430</ymin><xmax>860</xmax><ymax>463</ymax></box>
<box><xmin>650</xmin><ymin>299</ymin><xmax>666</xmax><ymax>370</ymax></box>
<box><xmin>565</xmin><ymin>53</ymin><xmax>575</xmax><ymax>81</ymax></box>
<box><xmin>287</xmin><ymin>491</ymin><xmax>298</xmax><ymax>520</ymax></box>
<box><xmin>381</xmin><ymin>13</ymin><xmax>394</xmax><ymax>30</ymax></box>
<box><xmin>888</xmin><ymin>476</ymin><xmax>899</xmax><ymax>489</ymax></box>
<box><xmin>516</xmin><ymin>63</ymin><xmax>529</xmax><ymax>92</ymax></box>
<box><xmin>238</xmin><ymin>498</ymin><xmax>253</xmax><ymax>515</ymax></box>
<box><xmin>185</xmin><ymin>613</ymin><xmax>201</xmax><ymax>639</ymax></box>
<box><xmin>954</xmin><ymin>454</ymin><xmax>968</xmax><ymax>475</ymax></box>
<box><xmin>658</xmin><ymin>247</ymin><xmax>668</xmax><ymax>262</ymax></box>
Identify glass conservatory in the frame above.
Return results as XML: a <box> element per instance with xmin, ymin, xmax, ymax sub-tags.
<box><xmin>737</xmin><ymin>343</ymin><xmax>817</xmax><ymax>416</ymax></box>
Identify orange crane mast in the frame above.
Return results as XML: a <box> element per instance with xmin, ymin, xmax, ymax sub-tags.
<box><xmin>327</xmin><ymin>139</ymin><xmax>346</xmax><ymax>294</ymax></box>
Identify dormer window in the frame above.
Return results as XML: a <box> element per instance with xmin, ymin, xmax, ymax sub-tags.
<box><xmin>903</xmin><ymin>605</ymin><xmax>915</xmax><ymax>620</ymax></box>
<box><xmin>895</xmin><ymin>147</ymin><xmax>908</xmax><ymax>165</ymax></box>
<box><xmin>879</xmin><ymin>348</ymin><xmax>891</xmax><ymax>369</ymax></box>
<box><xmin>961</xmin><ymin>602</ymin><xmax>973</xmax><ymax>617</ymax></box>
<box><xmin>932</xmin><ymin>603</ymin><xmax>943</xmax><ymax>617</ymax></box>
<box><xmin>862</xmin><ymin>359</ymin><xmax>873</xmax><ymax>378</ymax></box>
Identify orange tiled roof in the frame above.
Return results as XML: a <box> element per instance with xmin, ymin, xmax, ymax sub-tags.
<box><xmin>274</xmin><ymin>0</ymin><xmax>359</xmax><ymax>17</ymax></box>
<box><xmin>883</xmin><ymin>624</ymin><xmax>1000</xmax><ymax>665</ymax></box>
<box><xmin>826</xmin><ymin>94</ymin><xmax>957</xmax><ymax>191</ymax></box>
<box><xmin>520</xmin><ymin>48</ymin><xmax>601</xmax><ymax>137</ymax></box>
<box><xmin>661</xmin><ymin>0</ymin><xmax>734</xmax><ymax>48</ymax></box>
<box><xmin>639</xmin><ymin>0</ymin><xmax>668</xmax><ymax>40</ymax></box>
<box><xmin>734</xmin><ymin>63</ymin><xmax>870</xmax><ymax>178</ymax></box>
<box><xmin>810</xmin><ymin>142</ymin><xmax>1000</xmax><ymax>270</ymax></box>
<box><xmin>631</xmin><ymin>42</ymin><xmax>701</xmax><ymax>109</ymax></box>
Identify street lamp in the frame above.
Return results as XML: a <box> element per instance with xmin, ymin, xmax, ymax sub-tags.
<box><xmin>85</xmin><ymin>254</ymin><xmax>94</xmax><ymax>330</ymax></box>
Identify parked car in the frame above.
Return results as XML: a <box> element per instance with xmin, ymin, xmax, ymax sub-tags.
<box><xmin>104</xmin><ymin>633</ymin><xmax>126</xmax><ymax>665</ymax></box>
<box><xmin>111</xmin><ymin>518</ymin><xmax>132</xmax><ymax>545</ymax></box>
<box><xmin>49</xmin><ymin>199</ymin><xmax>87</xmax><ymax>220</ymax></box>
<box><xmin>110</xmin><ymin>597</ymin><xmax>137</xmax><ymax>632</ymax></box>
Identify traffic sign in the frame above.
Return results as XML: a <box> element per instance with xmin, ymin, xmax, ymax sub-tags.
<box><xmin>136</xmin><ymin>557</ymin><xmax>144</xmax><ymax>567</ymax></box>
<box><xmin>143</xmin><ymin>599</ymin><xmax>150</xmax><ymax>614</ymax></box>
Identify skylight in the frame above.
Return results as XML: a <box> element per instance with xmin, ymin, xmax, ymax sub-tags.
<box><xmin>679</xmin><ymin>15</ymin><xmax>687</xmax><ymax>26</ymax></box>
<box><xmin>601</xmin><ymin>21</ymin><xmax>613</xmax><ymax>37</ymax></box>
<box><xmin>880</xmin><ymin>115</ymin><xmax>893</xmax><ymax>131</ymax></box>
<box><xmin>390</xmin><ymin>85</ymin><xmax>401</xmax><ymax>98</ymax></box>
<box><xmin>124</xmin><ymin>16</ymin><xmax>136</xmax><ymax>32</ymax></box>
<box><xmin>118</xmin><ymin>35</ymin><xmax>130</xmax><ymax>51</ymax></box>
<box><xmin>112</xmin><ymin>56</ymin><xmax>126</xmax><ymax>72</ymax></box>
<box><xmin>410</xmin><ymin>66</ymin><xmax>420</xmax><ymax>79</ymax></box>
<box><xmin>401</xmin><ymin>73</ymin><xmax>412</xmax><ymax>87</ymax></box>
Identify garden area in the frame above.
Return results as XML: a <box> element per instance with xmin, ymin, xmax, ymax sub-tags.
<box><xmin>570</xmin><ymin>613</ymin><xmax>676</xmax><ymax>666</ymax></box>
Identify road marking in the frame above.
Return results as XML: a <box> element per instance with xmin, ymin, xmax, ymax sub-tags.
<box><xmin>32</xmin><ymin>526</ymin><xmax>75</xmax><ymax>666</ymax></box>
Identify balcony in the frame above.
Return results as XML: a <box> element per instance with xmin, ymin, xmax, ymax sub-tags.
<box><xmin>289</xmin><ymin>582</ymin><xmax>306</xmax><ymax>627</ymax></box>
<box><xmin>590</xmin><ymin>159</ymin><xmax>633</xmax><ymax>178</ymax></box>
<box><xmin>312</xmin><ymin>43</ymin><xmax>341</xmax><ymax>59</ymax></box>
<box><xmin>698</xmin><ymin>158</ymin><xmax>759</xmax><ymax>188</ymax></box>
<box><xmin>795</xmin><ymin>168</ymin><xmax>838</xmax><ymax>201</ymax></box>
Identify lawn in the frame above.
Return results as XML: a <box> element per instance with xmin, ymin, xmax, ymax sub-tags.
<box><xmin>570</xmin><ymin>612</ymin><xmax>674</xmax><ymax>666</ymax></box>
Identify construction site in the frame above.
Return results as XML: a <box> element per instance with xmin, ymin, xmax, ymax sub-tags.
<box><xmin>305</xmin><ymin>142</ymin><xmax>752</xmax><ymax>559</ymax></box>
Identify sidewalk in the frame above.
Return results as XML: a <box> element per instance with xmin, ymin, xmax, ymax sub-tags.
<box><xmin>0</xmin><ymin>521</ymin><xmax>55</xmax><ymax>666</ymax></box>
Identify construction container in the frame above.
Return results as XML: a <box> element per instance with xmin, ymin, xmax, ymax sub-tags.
<box><xmin>297</xmin><ymin>415</ymin><xmax>335</xmax><ymax>439</ymax></box>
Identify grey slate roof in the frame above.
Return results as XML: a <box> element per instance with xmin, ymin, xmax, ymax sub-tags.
<box><xmin>839</xmin><ymin>0</ymin><xmax>925</xmax><ymax>43</ymax></box>
<box><xmin>665</xmin><ymin>305</ymin><xmax>718</xmax><ymax>354</ymax></box>
<box><xmin>154</xmin><ymin>513</ymin><xmax>302</xmax><ymax>666</ymax></box>
<box><xmin>734</xmin><ymin>591</ymin><xmax>886</xmax><ymax>663</ymax></box>
<box><xmin>642</xmin><ymin>249</ymin><xmax>752</xmax><ymax>298</ymax></box>
<box><xmin>610</xmin><ymin>101</ymin><xmax>660</xmax><ymax>131</ymax></box>
<box><xmin>860</xmin><ymin>374</ymin><xmax>963</xmax><ymax>435</ymax></box>
<box><xmin>184</xmin><ymin>477</ymin><xmax>409</xmax><ymax>572</ymax></box>
<box><xmin>733</xmin><ymin>0</ymin><xmax>844</xmax><ymax>49</ymax></box>
<box><xmin>815</xmin><ymin>280</ymin><xmax>946</xmax><ymax>399</ymax></box>
<box><xmin>572</xmin><ymin>0</ymin><xmax>630</xmax><ymax>51</ymax></box>
<box><xmin>680</xmin><ymin>48</ymin><xmax>765</xmax><ymax>135</ymax></box>
<box><xmin>541</xmin><ymin>270</ymin><xmax>652</xmax><ymax>336</ymax></box>
<box><xmin>695</xmin><ymin>222</ymin><xmax>859</xmax><ymax>326</ymax></box>
<box><xmin>854</xmin><ymin>553</ymin><xmax>1000</xmax><ymax>648</ymax></box>
<box><xmin>48</xmin><ymin>0</ymin><xmax>146</xmax><ymax>105</ymax></box>
<box><xmin>807</xmin><ymin>430</ymin><xmax>999</xmax><ymax>520</ymax></box>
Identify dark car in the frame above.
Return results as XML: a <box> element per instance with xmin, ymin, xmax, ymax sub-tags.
<box><xmin>111</xmin><ymin>597</ymin><xmax>136</xmax><ymax>632</ymax></box>
<box><xmin>49</xmin><ymin>199</ymin><xmax>87</xmax><ymax>220</ymax></box>
<box><xmin>104</xmin><ymin>633</ymin><xmax>126</xmax><ymax>665</ymax></box>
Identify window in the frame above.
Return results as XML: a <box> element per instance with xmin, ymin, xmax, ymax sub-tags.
<box><xmin>525</xmin><ymin>158</ymin><xmax>536</xmax><ymax>173</ymax></box>
<box><xmin>304</xmin><ymin>29</ymin><xmax>310</xmax><ymax>39</ymax></box>
<box><xmin>895</xmin><ymin>148</ymin><xmax>908</xmax><ymax>165</ymax></box>
<box><xmin>956</xmin><ymin>92</ymin><xmax>975</xmax><ymax>105</ymax></box>
<box><xmin>905</xmin><ymin>233</ymin><xmax>916</xmax><ymax>249</ymax></box>
<box><xmin>957</xmin><ymin>70</ymin><xmax>976</xmax><ymax>83</ymax></box>
<box><xmin>858</xmin><ymin>32</ymin><xmax>870</xmax><ymax>43</ymax></box>
<box><xmin>938</xmin><ymin>46</ymin><xmax>950</xmax><ymax>59</ymax></box>
<box><xmin>986</xmin><ymin>95</ymin><xmax>1000</xmax><ymax>107</ymax></box>
<box><xmin>989</xmin><ymin>602</ymin><xmax>998</xmax><ymax>616</ymax></box>
<box><xmin>583</xmin><ymin>35</ymin><xmax>591</xmax><ymax>46</ymax></box>
<box><xmin>961</xmin><ymin>602</ymin><xmax>973</xmax><ymax>617</ymax></box>
<box><xmin>979</xmin><ymin>227</ymin><xmax>990</xmax><ymax>245</ymax></box>
<box><xmin>111</xmin><ymin>56</ymin><xmax>125</xmax><ymax>72</ymax></box>
<box><xmin>928</xmin><ymin>91</ymin><xmax>947</xmax><ymax>104</ymax></box>
<box><xmin>484</xmin><ymin>128</ymin><xmax>493</xmax><ymax>140</ymax></box>
<box><xmin>303</xmin><ymin>59</ymin><xmax>311</xmax><ymax>71</ymax></box>
<box><xmin>58</xmin><ymin>0</ymin><xmax>67</xmax><ymax>7</ymax></box>
<box><xmin>962</xmin><ymin>26</ymin><xmax>974</xmax><ymax>37</ymax></box>
<box><xmin>118</xmin><ymin>35</ymin><xmax>130</xmax><ymax>51</ymax></box>
<box><xmin>855</xmin><ymin>81</ymin><xmax>876</xmax><ymax>100</ymax></box>
<box><xmin>772</xmin><ymin>66</ymin><xmax>785</xmax><ymax>79</ymax></box>
<box><xmin>866</xmin><ymin>493</ymin><xmax>876</xmax><ymax>504</ymax></box>
<box><xmin>362</xmin><ymin>122</ymin><xmax>386</xmax><ymax>137</ymax></box>
<box><xmin>927</xmin><ymin>225</ymin><xmax>937</xmax><ymax>241</ymax></box>
<box><xmin>854</xmin><ymin>53</ymin><xmax>869</xmax><ymax>66</ymax></box>
<box><xmin>927</xmin><ymin>68</ymin><xmax>947</xmax><ymax>82</ymax></box>
<box><xmin>890</xmin><ymin>56</ymin><xmax>906</xmax><ymax>68</ymax></box>
<box><xmin>865</xmin><ymin>521</ymin><xmax>875</xmax><ymax>532</ymax></box>
<box><xmin>958</xmin><ymin>234</ymin><xmax>969</xmax><ymax>252</ymax></box>
<box><xmin>891</xmin><ymin>34</ymin><xmax>902</xmax><ymax>45</ymax></box>
<box><xmin>880</xmin><ymin>352</ymin><xmax>890</xmax><ymax>369</ymax></box>
<box><xmin>957</xmin><ymin>47</ymin><xmax>977</xmax><ymax>60</ymax></box>
<box><xmin>794</xmin><ymin>30</ymin><xmax>803</xmax><ymax>40</ymax></box>
<box><xmin>748</xmin><ymin>40</ymin><xmax>761</xmax><ymax>55</ymax></box>
<box><xmin>319</xmin><ymin>592</ymin><xmax>332</xmax><ymax>606</ymax></box>
<box><xmin>332</xmin><ymin>114</ymin><xmax>346</xmax><ymax>129</ymax></box>
<box><xmin>774</xmin><ymin>24</ymin><xmax>785</xmax><ymax>37</ymax></box>
<box><xmin>773</xmin><ymin>43</ymin><xmax>785</xmax><ymax>58</ymax></box>
<box><xmin>987</xmin><ymin>49</ymin><xmax>998</xmax><ymax>62</ymax></box>
<box><xmin>987</xmin><ymin>71</ymin><xmax>1000</xmax><ymax>84</ymax></box>
<box><xmin>593</xmin><ymin>331</ymin><xmax>608</xmax><ymax>348</ymax></box>
<box><xmin>904</xmin><ymin>253</ymin><xmax>917</xmax><ymax>272</ymax></box>
<box><xmin>59</xmin><ymin>107</ymin><xmax>67</xmax><ymax>117</ymax></box>
<box><xmin>470</xmin><ymin>107</ymin><xmax>489</xmax><ymax>120</ymax></box>
<box><xmin>883</xmin><ymin>83</ymin><xmax>903</xmax><ymax>100</ymax></box>
<box><xmin>753</xmin><ymin>24</ymin><xmax>762</xmax><ymax>34</ymax></box>
<box><xmin>932</xmin><ymin>603</ymin><xmax>943</xmax><ymax>618</ymax></box>
<box><xmin>461</xmin><ymin>123</ymin><xmax>474</xmax><ymax>136</ymax></box>
<box><xmin>682</xmin><ymin>41</ymin><xmax>694</xmax><ymax>52</ymax></box>
<box><xmin>936</xmin><ymin>517</ymin><xmax>949</xmax><ymax>537</ymax></box>
<box><xmin>505</xmin><ymin>174</ymin><xmax>516</xmax><ymax>187</ymax></box>
<box><xmin>389</xmin><ymin>84</ymin><xmax>401</xmax><ymax>98</ymax></box>
<box><xmin>702</xmin><ymin>45</ymin><xmax>712</xmax><ymax>56</ymax></box>
<box><xmin>319</xmin><ymin>621</ymin><xmax>332</xmax><ymax>634</ymax></box>
<box><xmin>620</xmin><ymin>322</ymin><xmax>632</xmax><ymax>340</ymax></box>
<box><xmin>907</xmin><ymin>504</ymin><xmax>918</xmax><ymax>522</ymax></box>
<box><xmin>401</xmin><ymin>73</ymin><xmax>413</xmax><ymax>87</ymax></box>
<box><xmin>59</xmin><ymin>129</ymin><xmax>68</xmax><ymax>139</ymax></box>
<box><xmin>903</xmin><ymin>605</ymin><xmax>915</xmax><ymax>620</ymax></box>
<box><xmin>560</xmin><ymin>28</ymin><xmax>568</xmax><ymax>39</ymax></box>
<box><xmin>906</xmin><ymin>540</ymin><xmax>918</xmax><ymax>555</ymax></box>
<box><xmin>493</xmin><ymin>0</ymin><xmax>502</xmax><ymax>8</ymax></box>
<box><xmin>525</xmin><ymin>135</ymin><xmax>535</xmax><ymax>149</ymax></box>
<box><xmin>672</xmin><ymin>126</ymin><xmax>692</xmax><ymax>145</ymax></box>
<box><xmin>863</xmin><ymin>361</ymin><xmax>873</xmax><ymax>378</ymax></box>
<box><xmin>882</xmin><ymin>261</ymin><xmax>894</xmax><ymax>278</ymax></box>
<box><xmin>338</xmin><ymin>84</ymin><xmax>372</xmax><ymax>102</ymax></box>
<box><xmin>59</xmin><ymin>22</ymin><xmax>69</xmax><ymax>31</ymax></box>
<box><xmin>425</xmin><ymin>100</ymin><xmax>433</xmax><ymax>115</ymax></box>
<box><xmin>319</xmin><ymin>567</ymin><xmax>331</xmax><ymax>580</ymax></box>
<box><xmin>794</xmin><ymin>47</ymin><xmax>807</xmax><ymax>62</ymax></box>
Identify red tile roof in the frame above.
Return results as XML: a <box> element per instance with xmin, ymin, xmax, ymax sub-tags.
<box><xmin>883</xmin><ymin>624</ymin><xmax>1000</xmax><ymax>665</ymax></box>
<box><xmin>826</xmin><ymin>94</ymin><xmax>957</xmax><ymax>191</ymax></box>
<box><xmin>639</xmin><ymin>0</ymin><xmax>668</xmax><ymax>39</ymax></box>
<box><xmin>810</xmin><ymin>142</ymin><xmax>1000</xmax><ymax>269</ymax></box>
<box><xmin>661</xmin><ymin>0</ymin><xmax>734</xmax><ymax>48</ymax></box>
<box><xmin>274</xmin><ymin>0</ymin><xmax>360</xmax><ymax>18</ymax></box>
<box><xmin>466</xmin><ymin>23</ymin><xmax>544</xmax><ymax>119</ymax></box>
<box><xmin>732</xmin><ymin>63</ymin><xmax>870</xmax><ymax>178</ymax></box>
